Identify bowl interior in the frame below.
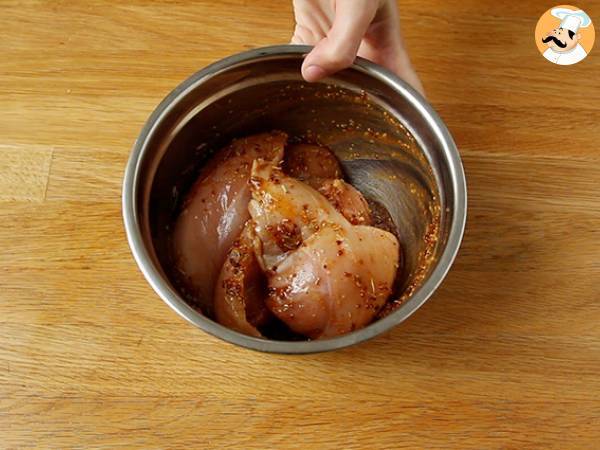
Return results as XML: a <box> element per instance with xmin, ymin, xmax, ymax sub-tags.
<box><xmin>130</xmin><ymin>49</ymin><xmax>462</xmax><ymax>351</ymax></box>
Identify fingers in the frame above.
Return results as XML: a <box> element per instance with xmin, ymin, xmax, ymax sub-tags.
<box><xmin>357</xmin><ymin>40</ymin><xmax>426</xmax><ymax>97</ymax></box>
<box><xmin>356</xmin><ymin>1</ymin><xmax>426</xmax><ymax>96</ymax></box>
<box><xmin>396</xmin><ymin>64</ymin><xmax>426</xmax><ymax>97</ymax></box>
<box><xmin>301</xmin><ymin>0</ymin><xmax>378</xmax><ymax>82</ymax></box>
<box><xmin>291</xmin><ymin>23</ymin><xmax>319</xmax><ymax>45</ymax></box>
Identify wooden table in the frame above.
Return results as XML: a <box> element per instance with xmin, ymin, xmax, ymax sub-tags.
<box><xmin>2</xmin><ymin>1</ymin><xmax>599</xmax><ymax>448</ymax></box>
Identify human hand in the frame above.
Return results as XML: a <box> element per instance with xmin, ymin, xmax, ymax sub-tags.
<box><xmin>291</xmin><ymin>0</ymin><xmax>424</xmax><ymax>96</ymax></box>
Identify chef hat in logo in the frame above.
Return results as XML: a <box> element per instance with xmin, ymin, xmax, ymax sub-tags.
<box><xmin>551</xmin><ymin>7</ymin><xmax>592</xmax><ymax>33</ymax></box>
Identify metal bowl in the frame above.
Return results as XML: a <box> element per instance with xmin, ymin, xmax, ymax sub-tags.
<box><xmin>122</xmin><ymin>45</ymin><xmax>466</xmax><ymax>353</ymax></box>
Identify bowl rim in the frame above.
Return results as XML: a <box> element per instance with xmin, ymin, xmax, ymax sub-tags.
<box><xmin>122</xmin><ymin>44</ymin><xmax>467</xmax><ymax>354</ymax></box>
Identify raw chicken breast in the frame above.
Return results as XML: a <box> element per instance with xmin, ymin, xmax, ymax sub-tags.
<box><xmin>214</xmin><ymin>143</ymin><xmax>371</xmax><ymax>336</ymax></box>
<box><xmin>283</xmin><ymin>143</ymin><xmax>342</xmax><ymax>188</ymax></box>
<box><xmin>214</xmin><ymin>221</ymin><xmax>270</xmax><ymax>337</ymax></box>
<box><xmin>249</xmin><ymin>161</ymin><xmax>339</xmax><ymax>271</ymax></box>
<box><xmin>267</xmin><ymin>225</ymin><xmax>398</xmax><ymax>338</ymax></box>
<box><xmin>318</xmin><ymin>179</ymin><xmax>372</xmax><ymax>226</ymax></box>
<box><xmin>171</xmin><ymin>132</ymin><xmax>286</xmax><ymax>314</ymax></box>
<box><xmin>283</xmin><ymin>143</ymin><xmax>371</xmax><ymax>225</ymax></box>
<box><xmin>248</xmin><ymin>161</ymin><xmax>399</xmax><ymax>338</ymax></box>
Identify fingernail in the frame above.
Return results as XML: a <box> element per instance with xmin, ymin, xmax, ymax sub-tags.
<box><xmin>303</xmin><ymin>65</ymin><xmax>326</xmax><ymax>82</ymax></box>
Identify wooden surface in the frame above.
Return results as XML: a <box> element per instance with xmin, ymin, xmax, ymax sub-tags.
<box><xmin>2</xmin><ymin>1</ymin><xmax>599</xmax><ymax>448</ymax></box>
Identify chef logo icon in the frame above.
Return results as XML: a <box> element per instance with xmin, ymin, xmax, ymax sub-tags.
<box><xmin>535</xmin><ymin>5</ymin><xmax>595</xmax><ymax>65</ymax></box>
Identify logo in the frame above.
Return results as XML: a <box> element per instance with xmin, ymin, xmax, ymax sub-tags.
<box><xmin>535</xmin><ymin>5</ymin><xmax>595</xmax><ymax>65</ymax></box>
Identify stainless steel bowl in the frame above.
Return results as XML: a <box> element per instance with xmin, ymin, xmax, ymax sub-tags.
<box><xmin>122</xmin><ymin>45</ymin><xmax>466</xmax><ymax>353</ymax></box>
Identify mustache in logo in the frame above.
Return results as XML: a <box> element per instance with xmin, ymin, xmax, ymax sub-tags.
<box><xmin>542</xmin><ymin>35</ymin><xmax>567</xmax><ymax>48</ymax></box>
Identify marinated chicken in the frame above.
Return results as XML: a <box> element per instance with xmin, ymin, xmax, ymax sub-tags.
<box><xmin>172</xmin><ymin>131</ymin><xmax>400</xmax><ymax>339</ymax></box>
<box><xmin>249</xmin><ymin>161</ymin><xmax>399</xmax><ymax>338</ymax></box>
<box><xmin>214</xmin><ymin>221</ymin><xmax>270</xmax><ymax>336</ymax></box>
<box><xmin>171</xmin><ymin>132</ymin><xmax>286</xmax><ymax>314</ymax></box>
<box><xmin>283</xmin><ymin>143</ymin><xmax>342</xmax><ymax>188</ymax></box>
<box><xmin>318</xmin><ymin>179</ymin><xmax>372</xmax><ymax>226</ymax></box>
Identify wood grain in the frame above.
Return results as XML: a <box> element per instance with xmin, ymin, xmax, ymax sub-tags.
<box><xmin>0</xmin><ymin>145</ymin><xmax>53</xmax><ymax>201</ymax></box>
<box><xmin>1</xmin><ymin>0</ymin><xmax>599</xmax><ymax>448</ymax></box>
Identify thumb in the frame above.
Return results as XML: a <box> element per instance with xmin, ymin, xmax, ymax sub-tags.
<box><xmin>301</xmin><ymin>0</ymin><xmax>378</xmax><ymax>82</ymax></box>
